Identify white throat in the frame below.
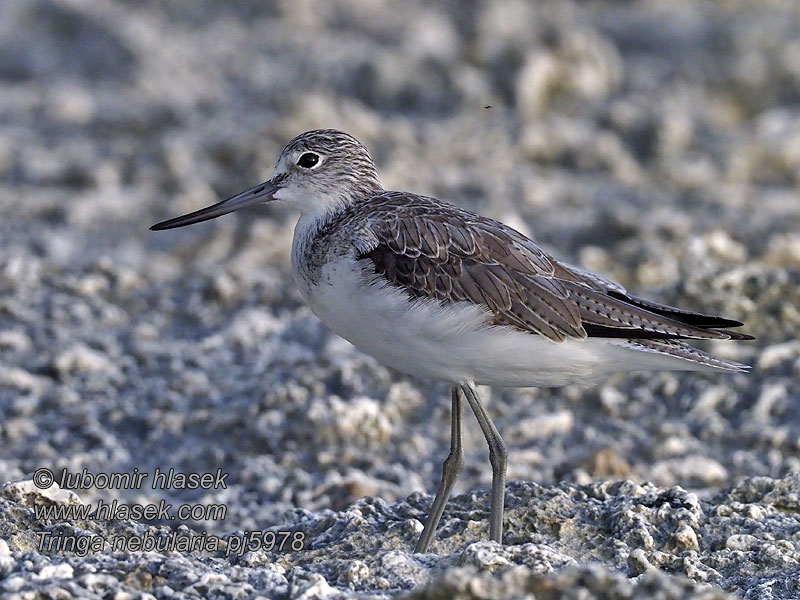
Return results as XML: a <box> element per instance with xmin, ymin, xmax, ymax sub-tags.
<box><xmin>273</xmin><ymin>183</ymin><xmax>347</xmax><ymax>219</ymax></box>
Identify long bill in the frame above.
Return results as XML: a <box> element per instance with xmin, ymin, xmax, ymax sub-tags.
<box><xmin>150</xmin><ymin>180</ymin><xmax>278</xmax><ymax>230</ymax></box>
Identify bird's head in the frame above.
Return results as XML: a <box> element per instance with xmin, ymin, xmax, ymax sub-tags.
<box><xmin>151</xmin><ymin>129</ymin><xmax>382</xmax><ymax>231</ymax></box>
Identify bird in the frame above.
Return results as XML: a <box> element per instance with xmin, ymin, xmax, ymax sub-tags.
<box><xmin>151</xmin><ymin>129</ymin><xmax>752</xmax><ymax>553</ymax></box>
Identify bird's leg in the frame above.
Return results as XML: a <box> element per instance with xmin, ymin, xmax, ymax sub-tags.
<box><xmin>461</xmin><ymin>382</ymin><xmax>507</xmax><ymax>544</ymax></box>
<box><xmin>415</xmin><ymin>386</ymin><xmax>464</xmax><ymax>553</ymax></box>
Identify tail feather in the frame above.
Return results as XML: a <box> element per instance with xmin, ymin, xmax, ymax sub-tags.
<box><xmin>714</xmin><ymin>330</ymin><xmax>756</xmax><ymax>341</ymax></box>
<box><xmin>622</xmin><ymin>339</ymin><xmax>750</xmax><ymax>373</ymax></box>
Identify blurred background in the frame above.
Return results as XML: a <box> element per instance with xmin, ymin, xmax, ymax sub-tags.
<box><xmin>1</xmin><ymin>0</ymin><xmax>799</xmax><ymax>538</ymax></box>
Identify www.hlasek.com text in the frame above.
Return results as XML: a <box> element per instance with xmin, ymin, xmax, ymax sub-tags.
<box><xmin>34</xmin><ymin>498</ymin><xmax>227</xmax><ymax>522</ymax></box>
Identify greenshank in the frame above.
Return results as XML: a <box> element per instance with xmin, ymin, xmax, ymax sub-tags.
<box><xmin>151</xmin><ymin>129</ymin><xmax>751</xmax><ymax>553</ymax></box>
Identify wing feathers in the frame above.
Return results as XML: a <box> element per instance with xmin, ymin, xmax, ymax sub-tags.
<box><xmin>606</xmin><ymin>290</ymin><xmax>747</xmax><ymax>330</ymax></box>
<box><xmin>353</xmin><ymin>192</ymin><xmax>751</xmax><ymax>343</ymax></box>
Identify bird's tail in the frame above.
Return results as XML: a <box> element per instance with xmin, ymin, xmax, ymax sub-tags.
<box><xmin>619</xmin><ymin>339</ymin><xmax>750</xmax><ymax>373</ymax></box>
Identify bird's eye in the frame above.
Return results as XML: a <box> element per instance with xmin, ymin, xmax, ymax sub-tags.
<box><xmin>297</xmin><ymin>152</ymin><xmax>320</xmax><ymax>168</ymax></box>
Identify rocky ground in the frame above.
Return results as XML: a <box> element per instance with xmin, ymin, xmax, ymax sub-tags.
<box><xmin>1</xmin><ymin>0</ymin><xmax>799</xmax><ymax>598</ymax></box>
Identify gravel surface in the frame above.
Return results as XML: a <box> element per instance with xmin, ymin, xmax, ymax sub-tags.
<box><xmin>1</xmin><ymin>1</ymin><xmax>799</xmax><ymax>598</ymax></box>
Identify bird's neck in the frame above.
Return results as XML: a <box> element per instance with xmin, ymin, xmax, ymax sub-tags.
<box><xmin>289</xmin><ymin>182</ymin><xmax>383</xmax><ymax>286</ymax></box>
<box><xmin>290</xmin><ymin>199</ymin><xmax>348</xmax><ymax>287</ymax></box>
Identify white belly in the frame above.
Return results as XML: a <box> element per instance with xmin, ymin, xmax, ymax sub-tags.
<box><xmin>293</xmin><ymin>257</ymin><xmax>684</xmax><ymax>387</ymax></box>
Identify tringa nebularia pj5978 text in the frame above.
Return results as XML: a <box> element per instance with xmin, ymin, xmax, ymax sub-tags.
<box><xmin>151</xmin><ymin>129</ymin><xmax>752</xmax><ymax>553</ymax></box>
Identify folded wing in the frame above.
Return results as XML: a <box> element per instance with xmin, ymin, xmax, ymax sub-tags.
<box><xmin>356</xmin><ymin>192</ymin><xmax>753</xmax><ymax>343</ymax></box>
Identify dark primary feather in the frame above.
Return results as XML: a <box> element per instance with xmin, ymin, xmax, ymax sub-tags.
<box><xmin>350</xmin><ymin>192</ymin><xmax>752</xmax><ymax>343</ymax></box>
<box><xmin>605</xmin><ymin>290</ymin><xmax>745</xmax><ymax>329</ymax></box>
